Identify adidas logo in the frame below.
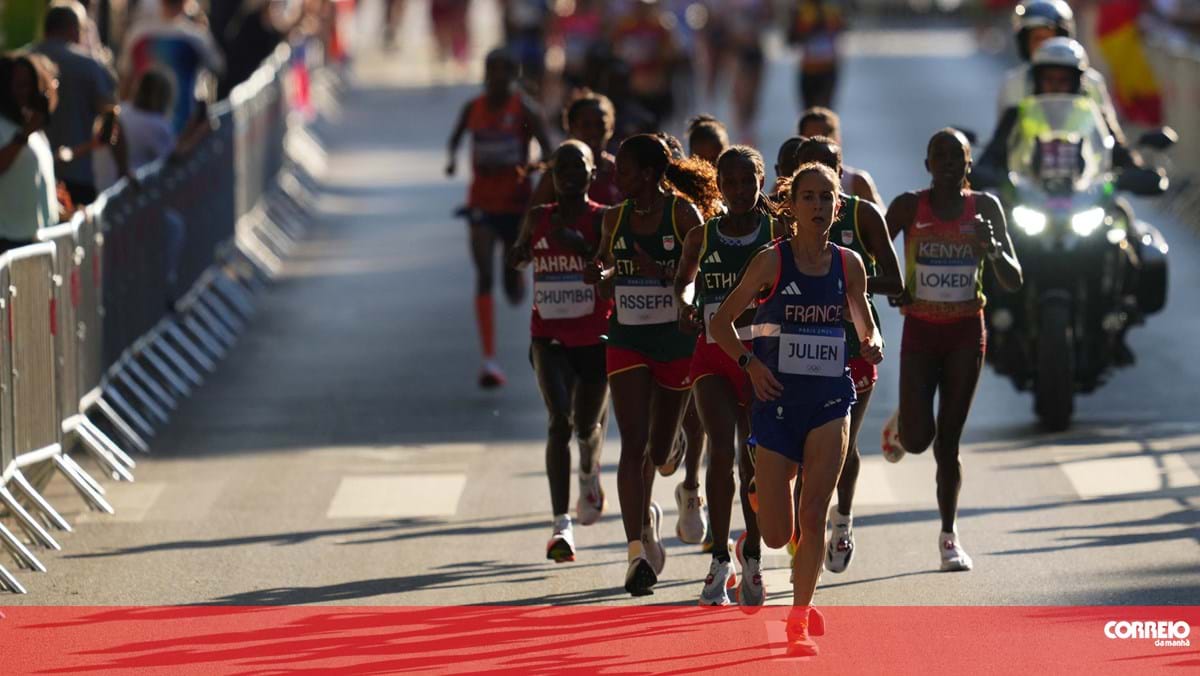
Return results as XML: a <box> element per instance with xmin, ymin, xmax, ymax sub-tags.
<box><xmin>703</xmin><ymin>250</ymin><xmax>723</xmax><ymax>265</ymax></box>
<box><xmin>534</xmin><ymin>237</ymin><xmax>550</xmax><ymax>250</ymax></box>
<box><xmin>614</xmin><ymin>237</ymin><xmax>628</xmax><ymax>251</ymax></box>
<box><xmin>781</xmin><ymin>281</ymin><xmax>803</xmax><ymax>296</ymax></box>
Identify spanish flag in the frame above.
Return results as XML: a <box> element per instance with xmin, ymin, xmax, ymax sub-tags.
<box><xmin>1095</xmin><ymin>0</ymin><xmax>1163</xmax><ymax>126</ymax></box>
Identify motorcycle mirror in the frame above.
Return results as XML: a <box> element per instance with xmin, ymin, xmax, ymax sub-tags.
<box><xmin>1137</xmin><ymin>127</ymin><xmax>1178</xmax><ymax>151</ymax></box>
<box><xmin>1116</xmin><ymin>167</ymin><xmax>1169</xmax><ymax>196</ymax></box>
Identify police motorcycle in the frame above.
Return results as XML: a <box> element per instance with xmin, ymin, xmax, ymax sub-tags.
<box><xmin>978</xmin><ymin>94</ymin><xmax>1171</xmax><ymax>431</ymax></box>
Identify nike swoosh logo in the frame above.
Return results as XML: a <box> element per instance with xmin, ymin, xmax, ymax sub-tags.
<box><xmin>915</xmin><ymin>221</ymin><xmax>934</xmax><ymax>229</ymax></box>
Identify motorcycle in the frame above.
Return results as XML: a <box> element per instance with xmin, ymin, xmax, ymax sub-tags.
<box><xmin>977</xmin><ymin>94</ymin><xmax>1172</xmax><ymax>431</ymax></box>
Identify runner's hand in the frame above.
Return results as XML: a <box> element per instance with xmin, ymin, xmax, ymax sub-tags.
<box><xmin>860</xmin><ymin>336</ymin><xmax>884</xmax><ymax>365</ymax></box>
<box><xmin>889</xmin><ymin>289</ymin><xmax>913</xmax><ymax>308</ymax></box>
<box><xmin>506</xmin><ymin>242</ymin><xmax>532</xmax><ymax>270</ymax></box>
<box><xmin>678</xmin><ymin>305</ymin><xmax>702</xmax><ymax>335</ymax></box>
<box><xmin>972</xmin><ymin>214</ymin><xmax>998</xmax><ymax>257</ymax></box>
<box><xmin>445</xmin><ymin>157</ymin><xmax>456</xmax><ymax>177</ymax></box>
<box><xmin>747</xmin><ymin>358</ymin><xmax>784</xmax><ymax>401</ymax></box>
<box><xmin>583</xmin><ymin>259</ymin><xmax>604</xmax><ymax>285</ymax></box>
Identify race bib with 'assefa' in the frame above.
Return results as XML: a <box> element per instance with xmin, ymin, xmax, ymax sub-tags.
<box><xmin>535</xmin><ymin>273</ymin><xmax>594</xmax><ymax>320</ymax></box>
<box><xmin>914</xmin><ymin>260</ymin><xmax>978</xmax><ymax>303</ymax></box>
<box><xmin>779</xmin><ymin>325</ymin><xmax>845</xmax><ymax>377</ymax></box>
<box><xmin>615</xmin><ymin>277</ymin><xmax>676</xmax><ymax>326</ymax></box>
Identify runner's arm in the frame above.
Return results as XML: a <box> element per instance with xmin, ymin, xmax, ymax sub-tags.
<box><xmin>522</xmin><ymin>99</ymin><xmax>553</xmax><ymax>163</ymax></box>
<box><xmin>586</xmin><ymin>207</ymin><xmax>620</xmax><ymax>284</ymax></box>
<box><xmin>857</xmin><ymin>199</ymin><xmax>904</xmax><ymax>297</ymax></box>
<box><xmin>884</xmin><ymin>191</ymin><xmax>917</xmax><ymax>241</ymax></box>
<box><xmin>977</xmin><ymin>192</ymin><xmax>1023</xmax><ymax>292</ymax></box>
<box><xmin>507</xmin><ymin>205</ymin><xmax>545</xmax><ymax>270</ymax></box>
<box><xmin>713</xmin><ymin>247</ymin><xmax>783</xmax><ymax>401</ymax></box>
<box><xmin>528</xmin><ymin>169</ymin><xmax>556</xmax><ymax>207</ymax></box>
<box><xmin>674</xmin><ymin>225</ymin><xmax>703</xmax><ymax>307</ymax></box>
<box><xmin>844</xmin><ymin>250</ymin><xmax>883</xmax><ymax>365</ymax></box>
<box><xmin>445</xmin><ymin>102</ymin><xmax>470</xmax><ymax>176</ymax></box>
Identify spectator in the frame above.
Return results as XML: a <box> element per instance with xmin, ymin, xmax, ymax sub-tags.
<box><xmin>32</xmin><ymin>4</ymin><xmax>118</xmax><ymax>206</ymax></box>
<box><xmin>118</xmin><ymin>0</ymin><xmax>224</xmax><ymax>133</ymax></box>
<box><xmin>0</xmin><ymin>54</ymin><xmax>61</xmax><ymax>253</ymax></box>
<box><xmin>93</xmin><ymin>68</ymin><xmax>177</xmax><ymax>192</ymax></box>
<box><xmin>210</xmin><ymin>0</ymin><xmax>291</xmax><ymax>100</ymax></box>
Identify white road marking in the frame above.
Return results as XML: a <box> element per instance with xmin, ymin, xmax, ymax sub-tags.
<box><xmin>1058</xmin><ymin>453</ymin><xmax>1199</xmax><ymax>499</ymax></box>
<box><xmin>326</xmin><ymin>474</ymin><xmax>467</xmax><ymax>518</ymax></box>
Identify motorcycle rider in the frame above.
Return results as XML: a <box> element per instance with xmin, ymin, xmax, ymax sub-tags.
<box><xmin>998</xmin><ymin>1</ymin><xmax>1126</xmax><ymax>150</ymax></box>
<box><xmin>979</xmin><ymin>37</ymin><xmax>1145</xmax><ymax>365</ymax></box>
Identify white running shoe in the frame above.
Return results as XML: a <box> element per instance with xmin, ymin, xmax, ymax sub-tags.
<box><xmin>658</xmin><ymin>429</ymin><xmax>687</xmax><ymax>476</ymax></box>
<box><xmin>546</xmin><ymin>515</ymin><xmax>575</xmax><ymax>563</ymax></box>
<box><xmin>825</xmin><ymin>510</ymin><xmax>854</xmax><ymax>573</ymax></box>
<box><xmin>881</xmin><ymin>409</ymin><xmax>907</xmax><ymax>463</ymax></box>
<box><xmin>698</xmin><ymin>558</ymin><xmax>737</xmax><ymax>606</ymax></box>
<box><xmin>734</xmin><ymin>532</ymin><xmax>765</xmax><ymax>608</ymax></box>
<box><xmin>624</xmin><ymin>555</ymin><xmax>657</xmax><ymax>596</ymax></box>
<box><xmin>674</xmin><ymin>482</ymin><xmax>708</xmax><ymax>544</ymax></box>
<box><xmin>576</xmin><ymin>472</ymin><xmax>606</xmax><ymax>526</ymax></box>
<box><xmin>642</xmin><ymin>501</ymin><xmax>666</xmax><ymax>575</ymax></box>
<box><xmin>939</xmin><ymin>530</ymin><xmax>974</xmax><ymax>572</ymax></box>
<box><xmin>479</xmin><ymin>360</ymin><xmax>507</xmax><ymax>389</ymax></box>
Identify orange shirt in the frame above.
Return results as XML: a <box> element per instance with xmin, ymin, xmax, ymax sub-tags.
<box><xmin>467</xmin><ymin>94</ymin><xmax>533</xmax><ymax>214</ymax></box>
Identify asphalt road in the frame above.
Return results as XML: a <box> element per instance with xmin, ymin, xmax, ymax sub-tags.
<box><xmin>7</xmin><ymin>27</ymin><xmax>1199</xmax><ymax>609</ymax></box>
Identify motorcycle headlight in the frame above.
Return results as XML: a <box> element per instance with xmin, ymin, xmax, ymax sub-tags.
<box><xmin>1070</xmin><ymin>207</ymin><xmax>1106</xmax><ymax>237</ymax></box>
<box><xmin>1012</xmin><ymin>206</ymin><xmax>1047</xmax><ymax>236</ymax></box>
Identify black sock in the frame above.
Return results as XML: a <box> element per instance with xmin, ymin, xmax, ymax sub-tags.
<box><xmin>743</xmin><ymin>539</ymin><xmax>761</xmax><ymax>561</ymax></box>
<box><xmin>713</xmin><ymin>551</ymin><xmax>731</xmax><ymax>563</ymax></box>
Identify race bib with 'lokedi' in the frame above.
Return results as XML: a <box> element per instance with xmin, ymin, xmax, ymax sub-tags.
<box><xmin>914</xmin><ymin>261</ymin><xmax>978</xmax><ymax>303</ymax></box>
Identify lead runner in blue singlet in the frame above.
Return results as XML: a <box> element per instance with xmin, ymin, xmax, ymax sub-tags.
<box><xmin>710</xmin><ymin>163</ymin><xmax>883</xmax><ymax>657</ymax></box>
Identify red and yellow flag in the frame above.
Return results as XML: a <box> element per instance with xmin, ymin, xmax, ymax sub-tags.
<box><xmin>1096</xmin><ymin>0</ymin><xmax>1163</xmax><ymax>126</ymax></box>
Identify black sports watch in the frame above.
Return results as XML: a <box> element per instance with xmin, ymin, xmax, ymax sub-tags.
<box><xmin>738</xmin><ymin>352</ymin><xmax>754</xmax><ymax>370</ymax></box>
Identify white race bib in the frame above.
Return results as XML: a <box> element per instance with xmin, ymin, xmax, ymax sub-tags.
<box><xmin>535</xmin><ymin>275</ymin><xmax>594</xmax><ymax>320</ymax></box>
<box><xmin>915</xmin><ymin>263</ymin><xmax>978</xmax><ymax>303</ymax></box>
<box><xmin>779</xmin><ymin>326</ymin><xmax>845</xmax><ymax>377</ymax></box>
<box><xmin>615</xmin><ymin>279</ymin><xmax>675</xmax><ymax>326</ymax></box>
<box><xmin>704</xmin><ymin>301</ymin><xmax>755</xmax><ymax>343</ymax></box>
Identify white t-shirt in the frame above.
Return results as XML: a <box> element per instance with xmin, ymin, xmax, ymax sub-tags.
<box><xmin>0</xmin><ymin>117</ymin><xmax>60</xmax><ymax>241</ymax></box>
<box><xmin>93</xmin><ymin>104</ymin><xmax>177</xmax><ymax>192</ymax></box>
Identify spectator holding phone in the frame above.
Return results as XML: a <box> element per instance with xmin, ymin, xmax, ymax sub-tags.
<box><xmin>0</xmin><ymin>53</ymin><xmax>61</xmax><ymax>253</ymax></box>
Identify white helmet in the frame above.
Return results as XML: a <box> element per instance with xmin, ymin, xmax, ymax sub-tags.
<box><xmin>1031</xmin><ymin>37</ymin><xmax>1089</xmax><ymax>72</ymax></box>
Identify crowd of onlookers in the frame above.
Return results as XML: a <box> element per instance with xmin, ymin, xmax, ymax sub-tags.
<box><xmin>0</xmin><ymin>0</ymin><xmax>329</xmax><ymax>255</ymax></box>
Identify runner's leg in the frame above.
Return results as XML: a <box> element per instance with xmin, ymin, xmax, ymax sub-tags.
<box><xmin>793</xmin><ymin>416</ymin><xmax>849</xmax><ymax>607</ymax></box>
<box><xmin>611</xmin><ymin>366</ymin><xmax>654</xmax><ymax>543</ymax></box>
<box><xmin>531</xmin><ymin>340</ymin><xmax>576</xmax><ymax>516</ymax></box>
<box><xmin>933</xmin><ymin>348</ymin><xmax>984</xmax><ymax>533</ymax></box>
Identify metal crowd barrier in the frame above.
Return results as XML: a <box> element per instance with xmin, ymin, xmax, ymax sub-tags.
<box><xmin>0</xmin><ymin>38</ymin><xmax>327</xmax><ymax>593</ymax></box>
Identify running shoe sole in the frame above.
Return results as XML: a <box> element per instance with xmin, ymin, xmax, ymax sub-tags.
<box><xmin>646</xmin><ymin>501</ymin><xmax>666</xmax><ymax>575</ymax></box>
<box><xmin>479</xmin><ymin>372</ymin><xmax>506</xmax><ymax>389</ymax></box>
<box><xmin>658</xmin><ymin>429</ymin><xmax>687</xmax><ymax>477</ymax></box>
<box><xmin>734</xmin><ymin>533</ymin><xmax>766</xmax><ymax>610</ymax></box>
<box><xmin>625</xmin><ymin>559</ymin><xmax>658</xmax><ymax>596</ymax></box>
<box><xmin>546</xmin><ymin>537</ymin><xmax>575</xmax><ymax>563</ymax></box>
<box><xmin>698</xmin><ymin>573</ymin><xmax>737</xmax><ymax>607</ymax></box>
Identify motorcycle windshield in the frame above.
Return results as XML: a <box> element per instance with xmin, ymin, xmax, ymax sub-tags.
<box><xmin>1007</xmin><ymin>95</ymin><xmax>1113</xmax><ymax>193</ymax></box>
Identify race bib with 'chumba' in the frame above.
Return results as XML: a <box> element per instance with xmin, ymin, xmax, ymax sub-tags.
<box><xmin>535</xmin><ymin>272</ymin><xmax>595</xmax><ymax>319</ymax></box>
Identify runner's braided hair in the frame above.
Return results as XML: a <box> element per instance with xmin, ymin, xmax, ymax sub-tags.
<box><xmin>618</xmin><ymin>134</ymin><xmax>723</xmax><ymax>221</ymax></box>
<box><xmin>716</xmin><ymin>145</ymin><xmax>784</xmax><ymax>220</ymax></box>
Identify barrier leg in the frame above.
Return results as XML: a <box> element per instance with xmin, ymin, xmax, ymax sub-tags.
<box><xmin>152</xmin><ymin>334</ymin><xmax>203</xmax><ymax>388</ymax></box>
<box><xmin>140</xmin><ymin>343</ymin><xmax>191</xmax><ymax>399</ymax></box>
<box><xmin>0</xmin><ymin>486</ymin><xmax>61</xmax><ymax>550</ymax></box>
<box><xmin>165</xmin><ymin>322</ymin><xmax>217</xmax><ymax>373</ymax></box>
<box><xmin>212</xmin><ymin>273</ymin><xmax>256</xmax><ymax>318</ymax></box>
<box><xmin>191</xmin><ymin>302</ymin><xmax>238</xmax><ymax>348</ymax></box>
<box><xmin>54</xmin><ymin>455</ymin><xmax>114</xmax><ymax>514</ymax></box>
<box><xmin>0</xmin><ymin>520</ymin><xmax>44</xmax><ymax>571</ymax></box>
<box><xmin>198</xmin><ymin>292</ymin><xmax>245</xmax><ymax>335</ymax></box>
<box><xmin>128</xmin><ymin>358</ymin><xmax>178</xmax><ymax>412</ymax></box>
<box><xmin>100</xmin><ymin>387</ymin><xmax>156</xmax><ymax>445</ymax></box>
<box><xmin>236</xmin><ymin>232</ymin><xmax>284</xmax><ymax>279</ymax></box>
<box><xmin>9</xmin><ymin>471</ymin><xmax>71</xmax><ymax>532</ymax></box>
<box><xmin>0</xmin><ymin>563</ymin><xmax>26</xmax><ymax>593</ymax></box>
<box><xmin>72</xmin><ymin>420</ymin><xmax>135</xmax><ymax>480</ymax></box>
<box><xmin>114</xmin><ymin>370</ymin><xmax>168</xmax><ymax>426</ymax></box>
<box><xmin>183</xmin><ymin>314</ymin><xmax>229</xmax><ymax>360</ymax></box>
